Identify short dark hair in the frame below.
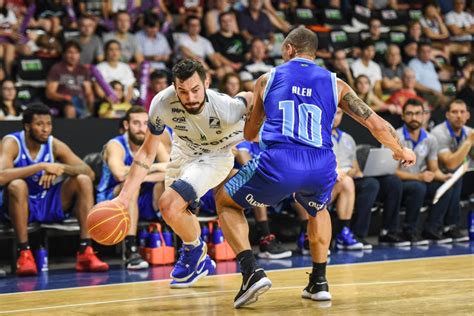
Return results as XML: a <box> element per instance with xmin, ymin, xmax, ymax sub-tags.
<box><xmin>218</xmin><ymin>11</ymin><xmax>233</xmax><ymax>25</ymax></box>
<box><xmin>115</xmin><ymin>10</ymin><xmax>129</xmax><ymax>20</ymax></box>
<box><xmin>360</xmin><ymin>39</ymin><xmax>375</xmax><ymax>50</ymax></box>
<box><xmin>283</xmin><ymin>26</ymin><xmax>318</xmax><ymax>56</ymax></box>
<box><xmin>22</xmin><ymin>103</ymin><xmax>51</xmax><ymax>127</ymax></box>
<box><xmin>109</xmin><ymin>80</ymin><xmax>123</xmax><ymax>89</ymax></box>
<box><xmin>447</xmin><ymin>99</ymin><xmax>467</xmax><ymax>112</ymax></box>
<box><xmin>418</xmin><ymin>40</ymin><xmax>432</xmax><ymax>52</ymax></box>
<box><xmin>124</xmin><ymin>106</ymin><xmax>147</xmax><ymax>122</ymax></box>
<box><xmin>63</xmin><ymin>40</ymin><xmax>81</xmax><ymax>53</ymax></box>
<box><xmin>403</xmin><ymin>98</ymin><xmax>424</xmax><ymax>113</ymax></box>
<box><xmin>186</xmin><ymin>15</ymin><xmax>200</xmax><ymax>26</ymax></box>
<box><xmin>172</xmin><ymin>59</ymin><xmax>206</xmax><ymax>83</ymax></box>
<box><xmin>150</xmin><ymin>69</ymin><xmax>168</xmax><ymax>82</ymax></box>
<box><xmin>144</xmin><ymin>12</ymin><xmax>159</xmax><ymax>27</ymax></box>
<box><xmin>104</xmin><ymin>39</ymin><xmax>121</xmax><ymax>52</ymax></box>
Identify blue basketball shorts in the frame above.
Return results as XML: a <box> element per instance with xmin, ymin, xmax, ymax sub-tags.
<box><xmin>224</xmin><ymin>146</ymin><xmax>337</xmax><ymax>217</ymax></box>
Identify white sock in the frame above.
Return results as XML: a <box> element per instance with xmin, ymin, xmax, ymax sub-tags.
<box><xmin>183</xmin><ymin>237</ymin><xmax>201</xmax><ymax>247</ymax></box>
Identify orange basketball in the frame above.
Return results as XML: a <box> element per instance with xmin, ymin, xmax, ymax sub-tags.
<box><xmin>87</xmin><ymin>200</ymin><xmax>130</xmax><ymax>246</ymax></box>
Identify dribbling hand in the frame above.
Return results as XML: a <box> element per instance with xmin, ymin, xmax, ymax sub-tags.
<box><xmin>393</xmin><ymin>147</ymin><xmax>416</xmax><ymax>168</ymax></box>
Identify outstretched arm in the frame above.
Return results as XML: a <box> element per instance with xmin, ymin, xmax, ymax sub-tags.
<box><xmin>244</xmin><ymin>73</ymin><xmax>268</xmax><ymax>140</ymax></box>
<box><xmin>336</xmin><ymin>79</ymin><xmax>416</xmax><ymax>167</ymax></box>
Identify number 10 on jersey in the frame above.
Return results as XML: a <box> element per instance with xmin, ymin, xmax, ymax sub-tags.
<box><xmin>279</xmin><ymin>100</ymin><xmax>323</xmax><ymax>147</ymax></box>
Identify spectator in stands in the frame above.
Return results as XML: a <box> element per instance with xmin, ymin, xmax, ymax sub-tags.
<box><xmin>176</xmin><ymin>15</ymin><xmax>222</xmax><ymax>75</ymax></box>
<box><xmin>387</xmin><ymin>68</ymin><xmax>427</xmax><ymax>114</ymax></box>
<box><xmin>204</xmin><ymin>0</ymin><xmax>239</xmax><ymax>36</ymax></box>
<box><xmin>135</xmin><ymin>12</ymin><xmax>171</xmax><ymax>71</ymax></box>
<box><xmin>72</xmin><ymin>14</ymin><xmax>103</xmax><ymax>65</ymax></box>
<box><xmin>331</xmin><ymin>114</ymin><xmax>364</xmax><ymax>251</ymax></box>
<box><xmin>174</xmin><ymin>0</ymin><xmax>205</xmax><ymax>31</ymax></box>
<box><xmin>402</xmin><ymin>21</ymin><xmax>422</xmax><ymax>64</ymax></box>
<box><xmin>445</xmin><ymin>0</ymin><xmax>474</xmax><ymax>54</ymax></box>
<box><xmin>103</xmin><ymin>11</ymin><xmax>143</xmax><ymax>64</ymax></box>
<box><xmin>420</xmin><ymin>2</ymin><xmax>450</xmax><ymax>59</ymax></box>
<box><xmin>144</xmin><ymin>70</ymin><xmax>169</xmax><ymax>111</ymax></box>
<box><xmin>0</xmin><ymin>103</ymin><xmax>108</xmax><ymax>276</ymax></box>
<box><xmin>35</xmin><ymin>0</ymin><xmax>63</xmax><ymax>35</ymax></box>
<box><xmin>354</xmin><ymin>75</ymin><xmax>389</xmax><ymax>113</ymax></box>
<box><xmin>457</xmin><ymin>71</ymin><xmax>474</xmax><ymax>109</ymax></box>
<box><xmin>408</xmin><ymin>42</ymin><xmax>446</xmax><ymax>107</ymax></box>
<box><xmin>210</xmin><ymin>11</ymin><xmax>248</xmax><ymax>73</ymax></box>
<box><xmin>351</xmin><ymin>39</ymin><xmax>382</xmax><ymax>91</ymax></box>
<box><xmin>431</xmin><ymin>99</ymin><xmax>473</xmax><ymax>242</ymax></box>
<box><xmin>381</xmin><ymin>44</ymin><xmax>405</xmax><ymax>94</ymax></box>
<box><xmin>366</xmin><ymin>18</ymin><xmax>389</xmax><ymax>63</ymax></box>
<box><xmin>0</xmin><ymin>1</ymin><xmax>18</xmax><ymax>77</ymax></box>
<box><xmin>239</xmin><ymin>37</ymin><xmax>274</xmax><ymax>91</ymax></box>
<box><xmin>219</xmin><ymin>72</ymin><xmax>242</xmax><ymax>97</ymax></box>
<box><xmin>332</xmin><ymin>107</ymin><xmax>408</xmax><ymax>248</ymax></box>
<box><xmin>46</xmin><ymin>40</ymin><xmax>94</xmax><ymax>118</ymax></box>
<box><xmin>237</xmin><ymin>0</ymin><xmax>274</xmax><ymax>43</ymax></box>
<box><xmin>395</xmin><ymin>98</ymin><xmax>454</xmax><ymax>244</ymax></box>
<box><xmin>234</xmin><ymin>141</ymin><xmax>292</xmax><ymax>259</ymax></box>
<box><xmin>95</xmin><ymin>40</ymin><xmax>135</xmax><ymax>103</ymax></box>
<box><xmin>456</xmin><ymin>58</ymin><xmax>473</xmax><ymax>91</ymax></box>
<box><xmin>97</xmin><ymin>106</ymin><xmax>168</xmax><ymax>269</ymax></box>
<box><xmin>97</xmin><ymin>80</ymin><xmax>132</xmax><ymax>118</ymax></box>
<box><xmin>329</xmin><ymin>49</ymin><xmax>354</xmax><ymax>88</ymax></box>
<box><xmin>0</xmin><ymin>79</ymin><xmax>22</xmax><ymax>120</ymax></box>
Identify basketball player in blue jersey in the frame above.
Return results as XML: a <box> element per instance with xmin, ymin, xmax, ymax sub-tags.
<box><xmin>215</xmin><ymin>26</ymin><xmax>416</xmax><ymax>308</ymax></box>
<box><xmin>97</xmin><ymin>106</ymin><xmax>170</xmax><ymax>270</ymax></box>
<box><xmin>0</xmin><ymin>104</ymin><xmax>109</xmax><ymax>276</ymax></box>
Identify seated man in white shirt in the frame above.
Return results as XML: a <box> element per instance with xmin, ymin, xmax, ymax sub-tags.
<box><xmin>445</xmin><ymin>0</ymin><xmax>474</xmax><ymax>54</ymax></box>
<box><xmin>351</xmin><ymin>39</ymin><xmax>383</xmax><ymax>93</ymax></box>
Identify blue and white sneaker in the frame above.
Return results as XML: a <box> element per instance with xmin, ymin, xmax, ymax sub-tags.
<box><xmin>170</xmin><ymin>240</ymin><xmax>208</xmax><ymax>282</ymax></box>
<box><xmin>336</xmin><ymin>227</ymin><xmax>363</xmax><ymax>250</ymax></box>
<box><xmin>170</xmin><ymin>255</ymin><xmax>216</xmax><ymax>288</ymax></box>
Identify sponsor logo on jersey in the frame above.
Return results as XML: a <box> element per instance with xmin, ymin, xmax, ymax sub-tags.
<box><xmin>209</xmin><ymin>116</ymin><xmax>221</xmax><ymax>129</ymax></box>
<box><xmin>245</xmin><ymin>194</ymin><xmax>268</xmax><ymax>207</ymax></box>
<box><xmin>172</xmin><ymin>116</ymin><xmax>186</xmax><ymax>123</ymax></box>
<box><xmin>175</xmin><ymin>125</ymin><xmax>188</xmax><ymax>131</ymax></box>
<box><xmin>171</xmin><ymin>107</ymin><xmax>185</xmax><ymax>114</ymax></box>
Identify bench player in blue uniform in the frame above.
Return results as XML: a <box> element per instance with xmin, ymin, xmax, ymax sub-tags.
<box><xmin>215</xmin><ymin>26</ymin><xmax>416</xmax><ymax>308</ymax></box>
<box><xmin>0</xmin><ymin>104</ymin><xmax>108</xmax><ymax>276</ymax></box>
<box><xmin>97</xmin><ymin>106</ymin><xmax>170</xmax><ymax>270</ymax></box>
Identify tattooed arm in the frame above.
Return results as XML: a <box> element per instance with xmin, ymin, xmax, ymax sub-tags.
<box><xmin>337</xmin><ymin>78</ymin><xmax>416</xmax><ymax>167</ymax></box>
<box><xmin>112</xmin><ymin>129</ymin><xmax>162</xmax><ymax>209</ymax></box>
<box><xmin>244</xmin><ymin>73</ymin><xmax>268</xmax><ymax>141</ymax></box>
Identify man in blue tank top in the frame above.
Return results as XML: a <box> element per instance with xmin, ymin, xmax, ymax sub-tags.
<box><xmin>215</xmin><ymin>26</ymin><xmax>416</xmax><ymax>308</ymax></box>
<box><xmin>97</xmin><ymin>106</ymin><xmax>169</xmax><ymax>270</ymax></box>
<box><xmin>0</xmin><ymin>104</ymin><xmax>109</xmax><ymax>276</ymax></box>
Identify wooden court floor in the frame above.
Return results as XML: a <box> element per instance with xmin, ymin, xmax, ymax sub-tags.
<box><xmin>0</xmin><ymin>255</ymin><xmax>472</xmax><ymax>315</ymax></box>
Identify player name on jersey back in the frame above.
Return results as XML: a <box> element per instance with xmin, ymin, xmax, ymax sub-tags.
<box><xmin>148</xmin><ymin>86</ymin><xmax>247</xmax><ymax>156</ymax></box>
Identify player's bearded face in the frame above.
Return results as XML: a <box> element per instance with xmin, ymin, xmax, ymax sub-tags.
<box><xmin>28</xmin><ymin>115</ymin><xmax>52</xmax><ymax>144</ymax></box>
<box><xmin>127</xmin><ymin>113</ymin><xmax>148</xmax><ymax>145</ymax></box>
<box><xmin>175</xmin><ymin>73</ymin><xmax>208</xmax><ymax>115</ymax></box>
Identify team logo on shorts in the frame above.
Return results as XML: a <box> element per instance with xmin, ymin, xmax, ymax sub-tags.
<box><xmin>308</xmin><ymin>200</ymin><xmax>327</xmax><ymax>211</ymax></box>
<box><xmin>209</xmin><ymin>117</ymin><xmax>221</xmax><ymax>129</ymax></box>
<box><xmin>245</xmin><ymin>194</ymin><xmax>268</xmax><ymax>207</ymax></box>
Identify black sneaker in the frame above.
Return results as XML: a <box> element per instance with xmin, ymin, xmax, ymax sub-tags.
<box><xmin>258</xmin><ymin>234</ymin><xmax>292</xmax><ymax>259</ymax></box>
<box><xmin>355</xmin><ymin>236</ymin><xmax>373</xmax><ymax>250</ymax></box>
<box><xmin>404</xmin><ymin>233</ymin><xmax>429</xmax><ymax>246</ymax></box>
<box><xmin>126</xmin><ymin>252</ymin><xmax>149</xmax><ymax>270</ymax></box>
<box><xmin>234</xmin><ymin>268</ymin><xmax>272</xmax><ymax>308</ymax></box>
<box><xmin>422</xmin><ymin>230</ymin><xmax>453</xmax><ymax>244</ymax></box>
<box><xmin>443</xmin><ymin>228</ymin><xmax>469</xmax><ymax>243</ymax></box>
<box><xmin>378</xmin><ymin>233</ymin><xmax>411</xmax><ymax>247</ymax></box>
<box><xmin>302</xmin><ymin>273</ymin><xmax>331</xmax><ymax>301</ymax></box>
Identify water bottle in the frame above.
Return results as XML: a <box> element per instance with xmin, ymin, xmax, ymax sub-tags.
<box><xmin>138</xmin><ymin>228</ymin><xmax>148</xmax><ymax>248</ymax></box>
<box><xmin>35</xmin><ymin>247</ymin><xmax>48</xmax><ymax>272</ymax></box>
<box><xmin>162</xmin><ymin>226</ymin><xmax>173</xmax><ymax>246</ymax></box>
<box><xmin>201</xmin><ymin>224</ymin><xmax>210</xmax><ymax>244</ymax></box>
<box><xmin>469</xmin><ymin>211</ymin><xmax>474</xmax><ymax>241</ymax></box>
<box><xmin>212</xmin><ymin>222</ymin><xmax>224</xmax><ymax>245</ymax></box>
<box><xmin>148</xmin><ymin>227</ymin><xmax>161</xmax><ymax>248</ymax></box>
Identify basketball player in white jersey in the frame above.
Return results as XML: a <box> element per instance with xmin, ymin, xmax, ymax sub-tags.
<box><xmin>113</xmin><ymin>59</ymin><xmax>252</xmax><ymax>288</ymax></box>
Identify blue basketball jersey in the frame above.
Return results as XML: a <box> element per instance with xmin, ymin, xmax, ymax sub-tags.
<box><xmin>7</xmin><ymin>131</ymin><xmax>55</xmax><ymax>198</ymax></box>
<box><xmin>260</xmin><ymin>58</ymin><xmax>338</xmax><ymax>150</ymax></box>
<box><xmin>96</xmin><ymin>134</ymin><xmax>133</xmax><ymax>201</ymax></box>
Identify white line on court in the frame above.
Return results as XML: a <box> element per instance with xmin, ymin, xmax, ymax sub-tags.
<box><xmin>0</xmin><ymin>277</ymin><xmax>473</xmax><ymax>314</ymax></box>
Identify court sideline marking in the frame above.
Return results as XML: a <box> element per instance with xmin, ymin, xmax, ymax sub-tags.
<box><xmin>0</xmin><ymin>253</ymin><xmax>472</xmax><ymax>297</ymax></box>
<box><xmin>0</xmin><ymin>277</ymin><xmax>473</xmax><ymax>314</ymax></box>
